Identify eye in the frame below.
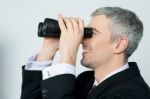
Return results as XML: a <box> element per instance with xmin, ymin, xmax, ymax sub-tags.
<box><xmin>93</xmin><ymin>32</ymin><xmax>97</xmax><ymax>35</ymax></box>
<box><xmin>93</xmin><ymin>30</ymin><xmax>98</xmax><ymax>35</ymax></box>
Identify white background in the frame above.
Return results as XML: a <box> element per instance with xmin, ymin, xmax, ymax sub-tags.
<box><xmin>0</xmin><ymin>0</ymin><xmax>150</xmax><ymax>99</ymax></box>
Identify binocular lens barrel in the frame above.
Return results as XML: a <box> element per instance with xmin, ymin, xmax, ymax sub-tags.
<box><xmin>38</xmin><ymin>18</ymin><xmax>93</xmax><ymax>38</ymax></box>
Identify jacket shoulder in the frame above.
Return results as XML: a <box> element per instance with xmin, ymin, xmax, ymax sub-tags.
<box><xmin>76</xmin><ymin>70</ymin><xmax>94</xmax><ymax>80</ymax></box>
<box><xmin>104</xmin><ymin>77</ymin><xmax>150</xmax><ymax>98</ymax></box>
<box><xmin>75</xmin><ymin>70</ymin><xmax>94</xmax><ymax>87</ymax></box>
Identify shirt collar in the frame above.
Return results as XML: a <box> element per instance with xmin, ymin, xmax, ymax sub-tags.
<box><xmin>94</xmin><ymin>63</ymin><xmax>129</xmax><ymax>86</ymax></box>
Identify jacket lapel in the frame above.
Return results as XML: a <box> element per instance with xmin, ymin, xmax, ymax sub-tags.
<box><xmin>87</xmin><ymin>62</ymin><xmax>141</xmax><ymax>99</ymax></box>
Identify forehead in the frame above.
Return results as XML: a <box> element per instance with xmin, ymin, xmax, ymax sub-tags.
<box><xmin>89</xmin><ymin>15</ymin><xmax>110</xmax><ymax>32</ymax></box>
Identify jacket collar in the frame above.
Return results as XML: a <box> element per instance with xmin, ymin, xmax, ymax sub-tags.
<box><xmin>87</xmin><ymin>62</ymin><xmax>141</xmax><ymax>99</ymax></box>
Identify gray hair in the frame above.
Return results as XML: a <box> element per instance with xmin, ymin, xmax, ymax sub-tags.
<box><xmin>91</xmin><ymin>7</ymin><xmax>143</xmax><ymax>60</ymax></box>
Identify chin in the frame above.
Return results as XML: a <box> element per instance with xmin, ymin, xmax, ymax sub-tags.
<box><xmin>80</xmin><ymin>58</ymin><xmax>93</xmax><ymax>69</ymax></box>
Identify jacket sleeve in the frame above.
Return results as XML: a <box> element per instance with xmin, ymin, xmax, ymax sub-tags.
<box><xmin>40</xmin><ymin>74</ymin><xmax>76</xmax><ymax>99</ymax></box>
<box><xmin>20</xmin><ymin>66</ymin><xmax>43</xmax><ymax>99</ymax></box>
<box><xmin>21</xmin><ymin>65</ymin><xmax>76</xmax><ymax>99</ymax></box>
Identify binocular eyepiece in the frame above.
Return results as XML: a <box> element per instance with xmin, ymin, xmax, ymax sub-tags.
<box><xmin>38</xmin><ymin>18</ymin><xmax>93</xmax><ymax>38</ymax></box>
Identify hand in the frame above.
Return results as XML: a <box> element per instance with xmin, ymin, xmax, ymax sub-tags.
<box><xmin>36</xmin><ymin>37</ymin><xmax>59</xmax><ymax>62</ymax></box>
<box><xmin>58</xmin><ymin>16</ymin><xmax>84</xmax><ymax>65</ymax></box>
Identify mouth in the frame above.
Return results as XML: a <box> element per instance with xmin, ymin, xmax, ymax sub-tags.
<box><xmin>82</xmin><ymin>45</ymin><xmax>92</xmax><ymax>54</ymax></box>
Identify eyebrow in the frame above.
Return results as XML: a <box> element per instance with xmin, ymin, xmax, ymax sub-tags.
<box><xmin>92</xmin><ymin>27</ymin><xmax>101</xmax><ymax>33</ymax></box>
<box><xmin>87</xmin><ymin>25</ymin><xmax>101</xmax><ymax>33</ymax></box>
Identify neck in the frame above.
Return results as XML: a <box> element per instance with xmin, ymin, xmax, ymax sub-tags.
<box><xmin>94</xmin><ymin>57</ymin><xmax>126</xmax><ymax>84</ymax></box>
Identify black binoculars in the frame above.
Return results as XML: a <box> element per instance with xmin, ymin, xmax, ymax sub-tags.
<box><xmin>38</xmin><ymin>18</ymin><xmax>93</xmax><ymax>38</ymax></box>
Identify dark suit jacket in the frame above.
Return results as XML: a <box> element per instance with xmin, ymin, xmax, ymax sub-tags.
<box><xmin>20</xmin><ymin>62</ymin><xmax>150</xmax><ymax>99</ymax></box>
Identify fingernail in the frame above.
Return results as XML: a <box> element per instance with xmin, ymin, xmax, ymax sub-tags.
<box><xmin>58</xmin><ymin>14</ymin><xmax>63</xmax><ymax>18</ymax></box>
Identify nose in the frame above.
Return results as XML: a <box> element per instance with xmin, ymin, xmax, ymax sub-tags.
<box><xmin>81</xmin><ymin>38</ymin><xmax>86</xmax><ymax>44</ymax></box>
<box><xmin>81</xmin><ymin>37</ymin><xmax>90</xmax><ymax>45</ymax></box>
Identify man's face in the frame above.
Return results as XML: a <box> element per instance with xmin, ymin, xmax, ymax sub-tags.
<box><xmin>81</xmin><ymin>15</ymin><xmax>114</xmax><ymax>69</ymax></box>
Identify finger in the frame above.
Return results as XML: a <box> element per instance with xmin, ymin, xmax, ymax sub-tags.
<box><xmin>63</xmin><ymin>17</ymin><xmax>74</xmax><ymax>32</ymax></box>
<box><xmin>75</xmin><ymin>18</ymin><xmax>84</xmax><ymax>33</ymax></box>
<box><xmin>70</xmin><ymin>18</ymin><xmax>79</xmax><ymax>32</ymax></box>
<box><xmin>58</xmin><ymin>15</ymin><xmax>66</xmax><ymax>31</ymax></box>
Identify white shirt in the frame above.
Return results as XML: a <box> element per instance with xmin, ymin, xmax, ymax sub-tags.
<box><xmin>25</xmin><ymin>54</ymin><xmax>129</xmax><ymax>85</ymax></box>
<box><xmin>93</xmin><ymin>63</ymin><xmax>129</xmax><ymax>86</ymax></box>
<box><xmin>25</xmin><ymin>54</ymin><xmax>75</xmax><ymax>80</ymax></box>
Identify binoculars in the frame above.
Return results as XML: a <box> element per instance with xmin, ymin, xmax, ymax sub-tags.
<box><xmin>38</xmin><ymin>18</ymin><xmax>93</xmax><ymax>38</ymax></box>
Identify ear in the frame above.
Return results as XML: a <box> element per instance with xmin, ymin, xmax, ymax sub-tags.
<box><xmin>113</xmin><ymin>37</ymin><xmax>128</xmax><ymax>54</ymax></box>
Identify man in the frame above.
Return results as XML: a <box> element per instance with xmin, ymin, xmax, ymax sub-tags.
<box><xmin>21</xmin><ymin>7</ymin><xmax>150</xmax><ymax>99</ymax></box>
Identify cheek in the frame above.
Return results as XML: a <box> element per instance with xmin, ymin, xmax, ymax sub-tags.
<box><xmin>92</xmin><ymin>39</ymin><xmax>107</xmax><ymax>52</ymax></box>
<box><xmin>92</xmin><ymin>40</ymin><xmax>112</xmax><ymax>58</ymax></box>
